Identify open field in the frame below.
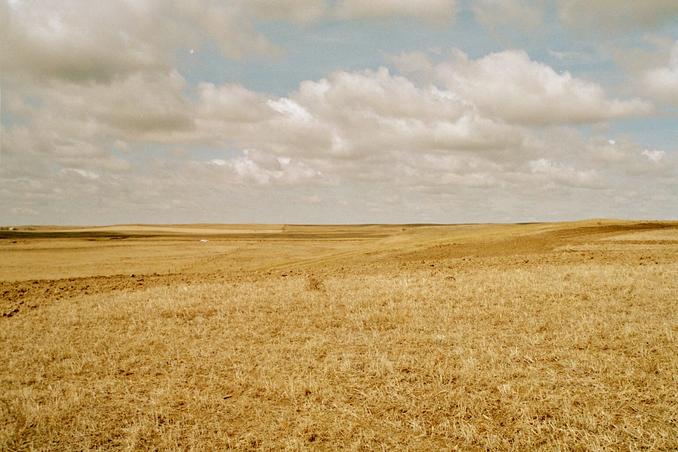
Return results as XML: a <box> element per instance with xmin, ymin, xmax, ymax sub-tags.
<box><xmin>1</xmin><ymin>220</ymin><xmax>677</xmax><ymax>450</ymax></box>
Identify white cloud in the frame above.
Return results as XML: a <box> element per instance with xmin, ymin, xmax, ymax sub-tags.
<box><xmin>528</xmin><ymin>158</ymin><xmax>600</xmax><ymax>189</ymax></box>
<box><xmin>62</xmin><ymin>168</ymin><xmax>100</xmax><ymax>180</ymax></box>
<box><xmin>267</xmin><ymin>98</ymin><xmax>314</xmax><ymax>122</ymax></box>
<box><xmin>288</xmin><ymin>67</ymin><xmax>523</xmax><ymax>155</ymax></box>
<box><xmin>196</xmin><ymin>151</ymin><xmax>323</xmax><ymax>186</ymax></box>
<box><xmin>25</xmin><ymin>70</ymin><xmax>196</xmax><ymax>142</ymax></box>
<box><xmin>177</xmin><ymin>0</ymin><xmax>280</xmax><ymax>59</ymax></box>
<box><xmin>641</xmin><ymin>41</ymin><xmax>678</xmax><ymax>105</ymax></box>
<box><xmin>4</xmin><ymin>48</ymin><xmax>666</xmax><ymax>194</ymax></box>
<box><xmin>642</xmin><ymin>149</ymin><xmax>666</xmax><ymax>163</ymax></box>
<box><xmin>1</xmin><ymin>5</ymin><xmax>675</xmax><ymax>226</ymax></box>
<box><xmin>584</xmin><ymin>138</ymin><xmax>674</xmax><ymax>177</ymax></box>
<box><xmin>429</xmin><ymin>49</ymin><xmax>652</xmax><ymax>125</ymax></box>
<box><xmin>191</xmin><ymin>66</ymin><xmax>523</xmax><ymax>161</ymax></box>
<box><xmin>198</xmin><ymin>83</ymin><xmax>275</xmax><ymax>123</ymax></box>
<box><xmin>298</xmin><ymin>67</ymin><xmax>466</xmax><ymax>120</ymax></box>
<box><xmin>0</xmin><ymin>0</ymin><xmax>281</xmax><ymax>84</ymax></box>
<box><xmin>4</xmin><ymin>0</ymin><xmax>677</xmax><ymax>99</ymax></box>
<box><xmin>1</xmin><ymin>0</ymin><xmax>164</xmax><ymax>83</ymax></box>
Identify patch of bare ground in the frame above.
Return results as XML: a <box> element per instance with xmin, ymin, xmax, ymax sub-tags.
<box><xmin>1</xmin><ymin>221</ymin><xmax>676</xmax><ymax>449</ymax></box>
<box><xmin>0</xmin><ymin>273</ymin><xmax>225</xmax><ymax>318</ymax></box>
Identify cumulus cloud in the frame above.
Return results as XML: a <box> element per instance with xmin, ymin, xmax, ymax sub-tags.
<box><xmin>528</xmin><ymin>158</ymin><xmax>600</xmax><ymax>189</ymax></box>
<box><xmin>395</xmin><ymin>49</ymin><xmax>652</xmax><ymax>125</ymax></box>
<box><xmin>2</xmin><ymin>48</ymin><xmax>666</xmax><ymax>193</ymax></box>
<box><xmin>180</xmin><ymin>66</ymin><xmax>522</xmax><ymax>162</ymax></box>
<box><xmin>17</xmin><ymin>70</ymin><xmax>196</xmax><ymax>143</ymax></box>
<box><xmin>0</xmin><ymin>0</ymin><xmax>464</xmax><ymax>87</ymax></box>
<box><xmin>583</xmin><ymin>138</ymin><xmax>675</xmax><ymax>178</ymax></box>
<box><xmin>198</xmin><ymin>83</ymin><xmax>276</xmax><ymax>123</ymax></box>
<box><xmin>6</xmin><ymin>54</ymin><xmax>673</xmax><ymax>224</ymax></box>
<box><xmin>641</xmin><ymin>41</ymin><xmax>678</xmax><ymax>105</ymax></box>
<box><xmin>201</xmin><ymin>151</ymin><xmax>323</xmax><ymax>185</ymax></box>
<box><xmin>1</xmin><ymin>1</ymin><xmax>165</xmax><ymax>83</ymax></box>
<box><xmin>335</xmin><ymin>0</ymin><xmax>456</xmax><ymax>24</ymax></box>
<box><xmin>1</xmin><ymin>2</ymin><xmax>675</xmax><ymax>224</ymax></box>
<box><xmin>0</xmin><ymin>0</ymin><xmax>280</xmax><ymax>84</ymax></box>
<box><xmin>4</xmin><ymin>0</ymin><xmax>677</xmax><ymax>95</ymax></box>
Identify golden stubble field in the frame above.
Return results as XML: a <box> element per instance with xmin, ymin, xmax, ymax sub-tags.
<box><xmin>1</xmin><ymin>220</ymin><xmax>677</xmax><ymax>450</ymax></box>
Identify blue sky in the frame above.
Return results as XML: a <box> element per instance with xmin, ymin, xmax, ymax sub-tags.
<box><xmin>1</xmin><ymin>0</ymin><xmax>676</xmax><ymax>224</ymax></box>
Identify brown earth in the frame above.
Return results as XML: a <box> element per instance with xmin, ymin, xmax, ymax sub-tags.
<box><xmin>1</xmin><ymin>220</ymin><xmax>677</xmax><ymax>449</ymax></box>
<box><xmin>2</xmin><ymin>220</ymin><xmax>675</xmax><ymax>319</ymax></box>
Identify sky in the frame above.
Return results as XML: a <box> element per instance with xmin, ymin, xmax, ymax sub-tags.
<box><xmin>0</xmin><ymin>0</ymin><xmax>677</xmax><ymax>225</ymax></box>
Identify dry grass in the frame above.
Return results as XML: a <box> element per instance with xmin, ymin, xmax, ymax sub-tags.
<box><xmin>1</xmin><ymin>221</ymin><xmax>677</xmax><ymax>450</ymax></box>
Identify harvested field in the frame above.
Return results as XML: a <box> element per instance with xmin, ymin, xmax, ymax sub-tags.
<box><xmin>1</xmin><ymin>220</ymin><xmax>677</xmax><ymax>450</ymax></box>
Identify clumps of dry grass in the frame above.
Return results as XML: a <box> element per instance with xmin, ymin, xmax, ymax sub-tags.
<box><xmin>306</xmin><ymin>275</ymin><xmax>325</xmax><ymax>292</ymax></box>
<box><xmin>1</xmin><ymin>251</ymin><xmax>677</xmax><ymax>450</ymax></box>
<box><xmin>0</xmin><ymin>399</ymin><xmax>26</xmax><ymax>450</ymax></box>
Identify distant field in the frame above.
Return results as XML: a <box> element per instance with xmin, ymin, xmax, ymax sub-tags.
<box><xmin>1</xmin><ymin>220</ymin><xmax>677</xmax><ymax>449</ymax></box>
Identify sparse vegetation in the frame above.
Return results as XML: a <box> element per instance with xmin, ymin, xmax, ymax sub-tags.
<box><xmin>1</xmin><ymin>221</ymin><xmax>677</xmax><ymax>449</ymax></box>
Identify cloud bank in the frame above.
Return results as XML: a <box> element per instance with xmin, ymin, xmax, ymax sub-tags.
<box><xmin>0</xmin><ymin>0</ymin><xmax>676</xmax><ymax>224</ymax></box>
